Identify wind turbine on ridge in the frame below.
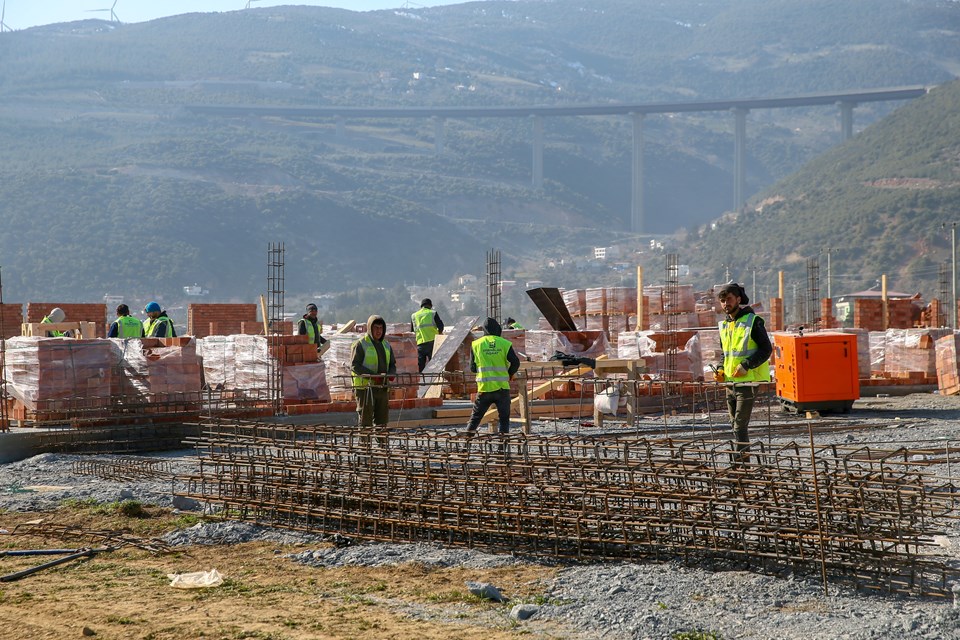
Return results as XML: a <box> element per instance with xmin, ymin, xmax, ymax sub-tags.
<box><xmin>87</xmin><ymin>0</ymin><xmax>120</xmax><ymax>24</ymax></box>
<box><xmin>0</xmin><ymin>0</ymin><xmax>12</xmax><ymax>32</ymax></box>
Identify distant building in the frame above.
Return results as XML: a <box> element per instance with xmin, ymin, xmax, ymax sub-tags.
<box><xmin>594</xmin><ymin>246</ymin><xmax>621</xmax><ymax>260</ymax></box>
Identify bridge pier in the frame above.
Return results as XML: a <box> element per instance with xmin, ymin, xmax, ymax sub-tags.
<box><xmin>839</xmin><ymin>101</ymin><xmax>856</xmax><ymax>141</ymax></box>
<box><xmin>631</xmin><ymin>112</ymin><xmax>645</xmax><ymax>234</ymax></box>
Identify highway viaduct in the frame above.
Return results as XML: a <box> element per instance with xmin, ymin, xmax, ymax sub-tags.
<box><xmin>185</xmin><ymin>86</ymin><xmax>928</xmax><ymax>234</ymax></box>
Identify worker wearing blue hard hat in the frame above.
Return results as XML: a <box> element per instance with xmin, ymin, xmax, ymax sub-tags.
<box><xmin>143</xmin><ymin>301</ymin><xmax>177</xmax><ymax>338</ymax></box>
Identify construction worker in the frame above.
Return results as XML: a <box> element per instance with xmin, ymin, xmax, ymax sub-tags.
<box><xmin>41</xmin><ymin>307</ymin><xmax>67</xmax><ymax>337</ymax></box>
<box><xmin>108</xmin><ymin>304</ymin><xmax>144</xmax><ymax>338</ymax></box>
<box><xmin>504</xmin><ymin>317</ymin><xmax>524</xmax><ymax>330</ymax></box>
<box><xmin>297</xmin><ymin>303</ymin><xmax>328</xmax><ymax>351</ymax></box>
<box><xmin>411</xmin><ymin>298</ymin><xmax>444</xmax><ymax>372</ymax></box>
<box><xmin>465</xmin><ymin>317</ymin><xmax>521</xmax><ymax>435</ymax></box>
<box><xmin>350</xmin><ymin>314</ymin><xmax>396</xmax><ymax>429</ymax></box>
<box><xmin>714</xmin><ymin>282</ymin><xmax>771</xmax><ymax>466</ymax></box>
<box><xmin>143</xmin><ymin>301</ymin><xmax>177</xmax><ymax>338</ymax></box>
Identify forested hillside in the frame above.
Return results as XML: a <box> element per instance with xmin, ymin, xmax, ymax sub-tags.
<box><xmin>0</xmin><ymin>0</ymin><xmax>956</xmax><ymax>303</ymax></box>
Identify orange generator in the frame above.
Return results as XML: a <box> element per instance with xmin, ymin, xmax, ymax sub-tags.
<box><xmin>772</xmin><ymin>331</ymin><xmax>859</xmax><ymax>414</ymax></box>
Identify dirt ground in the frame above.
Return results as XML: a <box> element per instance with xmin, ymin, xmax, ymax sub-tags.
<box><xmin>0</xmin><ymin>506</ymin><xmax>566</xmax><ymax>640</ymax></box>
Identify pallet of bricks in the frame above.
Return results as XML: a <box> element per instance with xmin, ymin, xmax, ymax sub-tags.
<box><xmin>616</xmin><ymin>329</ymin><xmax>703</xmax><ymax>384</ymax></box>
<box><xmin>197</xmin><ymin>334</ymin><xmax>330</xmax><ymax>414</ymax></box>
<box><xmin>935</xmin><ymin>331</ymin><xmax>960</xmax><ymax>395</ymax></box>
<box><xmin>561</xmin><ymin>287</ymin><xmax>639</xmax><ymax>348</ymax></box>
<box><xmin>865</xmin><ymin>328</ymin><xmax>947</xmax><ymax>389</ymax></box>
<box><xmin>3</xmin><ymin>337</ymin><xmax>114</xmax><ymax>424</ymax></box>
<box><xmin>524</xmin><ymin>328</ymin><xmax>608</xmax><ymax>399</ymax></box>
<box><xmin>108</xmin><ymin>337</ymin><xmax>203</xmax><ymax>416</ymax></box>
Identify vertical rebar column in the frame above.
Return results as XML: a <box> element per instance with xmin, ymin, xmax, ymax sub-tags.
<box><xmin>487</xmin><ymin>249</ymin><xmax>501</xmax><ymax>324</ymax></box>
<box><xmin>940</xmin><ymin>263</ymin><xmax>950</xmax><ymax>328</ymax></box>
<box><xmin>806</xmin><ymin>257</ymin><xmax>820</xmax><ymax>330</ymax></box>
<box><xmin>663</xmin><ymin>253</ymin><xmax>679</xmax><ymax>381</ymax></box>
<box><xmin>267</xmin><ymin>242</ymin><xmax>286</xmax><ymax>416</ymax></box>
<box><xmin>0</xmin><ymin>267</ymin><xmax>7</xmax><ymax>432</ymax></box>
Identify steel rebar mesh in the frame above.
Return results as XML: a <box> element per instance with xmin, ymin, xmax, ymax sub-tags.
<box><xmin>178</xmin><ymin>419</ymin><xmax>960</xmax><ymax>597</ymax></box>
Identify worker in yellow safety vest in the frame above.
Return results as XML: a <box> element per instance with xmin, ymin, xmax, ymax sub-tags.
<box><xmin>350</xmin><ymin>314</ymin><xmax>396</xmax><ymax>429</ymax></box>
<box><xmin>109</xmin><ymin>304</ymin><xmax>144</xmax><ymax>338</ymax></box>
<box><xmin>713</xmin><ymin>282</ymin><xmax>772</xmax><ymax>465</ymax></box>
<box><xmin>411</xmin><ymin>298</ymin><xmax>444</xmax><ymax>372</ymax></box>
<box><xmin>297</xmin><ymin>303</ymin><xmax>327</xmax><ymax>352</ymax></box>
<box><xmin>143</xmin><ymin>301</ymin><xmax>177</xmax><ymax>338</ymax></box>
<box><xmin>465</xmin><ymin>317</ymin><xmax>521</xmax><ymax>435</ymax></box>
<box><xmin>41</xmin><ymin>307</ymin><xmax>67</xmax><ymax>337</ymax></box>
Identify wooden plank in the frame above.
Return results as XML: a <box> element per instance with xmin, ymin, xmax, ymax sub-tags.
<box><xmin>318</xmin><ymin>320</ymin><xmax>356</xmax><ymax>357</ymax></box>
<box><xmin>259</xmin><ymin>295</ymin><xmax>269</xmax><ymax>335</ymax></box>
<box><xmin>421</xmin><ymin>334</ymin><xmax>447</xmax><ymax>399</ymax></box>
<box><xmin>22</xmin><ymin>322</ymin><xmax>96</xmax><ymax>339</ymax></box>
<box><xmin>526</xmin><ymin>287</ymin><xmax>578</xmax><ymax>331</ymax></box>
<box><xmin>417</xmin><ymin>315</ymin><xmax>479</xmax><ymax>399</ymax></box>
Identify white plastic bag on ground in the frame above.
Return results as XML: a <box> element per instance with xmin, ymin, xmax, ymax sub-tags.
<box><xmin>594</xmin><ymin>385</ymin><xmax>619</xmax><ymax>415</ymax></box>
<box><xmin>168</xmin><ymin>568</ymin><xmax>224</xmax><ymax>589</ymax></box>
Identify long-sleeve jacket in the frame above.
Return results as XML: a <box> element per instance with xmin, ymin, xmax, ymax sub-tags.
<box><xmin>716</xmin><ymin>305</ymin><xmax>772</xmax><ymax>371</ymax></box>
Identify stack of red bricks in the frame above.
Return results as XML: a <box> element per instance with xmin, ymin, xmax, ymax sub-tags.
<box><xmin>820</xmin><ymin>298</ymin><xmax>838</xmax><ymax>329</ymax></box>
<box><xmin>0</xmin><ymin>303</ymin><xmax>24</xmax><ymax>339</ymax></box>
<box><xmin>935</xmin><ymin>332</ymin><xmax>960</xmax><ymax>395</ymax></box>
<box><xmin>108</xmin><ymin>337</ymin><xmax>202</xmax><ymax>405</ymax></box>
<box><xmin>26</xmin><ymin>303</ymin><xmax>107</xmax><ymax>338</ymax></box>
<box><xmin>4</xmin><ymin>337</ymin><xmax>113</xmax><ymax>420</ymax></box>
<box><xmin>872</xmin><ymin>328</ymin><xmax>949</xmax><ymax>383</ymax></box>
<box><xmin>769</xmin><ymin>298</ymin><xmax>784</xmax><ymax>331</ymax></box>
<box><xmin>854</xmin><ymin>298</ymin><xmax>921</xmax><ymax>331</ymax></box>
<box><xmin>617</xmin><ymin>330</ymin><xmax>702</xmax><ymax>381</ymax></box>
<box><xmin>188</xmin><ymin>303</ymin><xmax>258</xmax><ymax>338</ymax></box>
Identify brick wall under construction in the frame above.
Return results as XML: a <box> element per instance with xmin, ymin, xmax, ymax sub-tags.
<box><xmin>0</xmin><ymin>303</ymin><xmax>24</xmax><ymax>339</ymax></box>
<box><xmin>188</xmin><ymin>303</ymin><xmax>259</xmax><ymax>338</ymax></box>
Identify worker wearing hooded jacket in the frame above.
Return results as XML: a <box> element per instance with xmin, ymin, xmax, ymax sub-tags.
<box><xmin>411</xmin><ymin>298</ymin><xmax>444</xmax><ymax>372</ymax></box>
<box><xmin>466</xmin><ymin>317</ymin><xmax>521</xmax><ymax>434</ymax></box>
<box><xmin>41</xmin><ymin>307</ymin><xmax>67</xmax><ymax>337</ymax></box>
<box><xmin>714</xmin><ymin>282</ymin><xmax>772</xmax><ymax>463</ymax></box>
<box><xmin>143</xmin><ymin>301</ymin><xmax>177</xmax><ymax>338</ymax></box>
<box><xmin>350</xmin><ymin>314</ymin><xmax>397</xmax><ymax>428</ymax></box>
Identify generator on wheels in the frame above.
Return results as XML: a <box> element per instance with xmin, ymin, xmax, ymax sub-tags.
<box><xmin>772</xmin><ymin>331</ymin><xmax>859</xmax><ymax>414</ymax></box>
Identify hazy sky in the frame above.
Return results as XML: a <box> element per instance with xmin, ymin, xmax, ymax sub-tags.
<box><xmin>2</xmin><ymin>1</ymin><xmax>476</xmax><ymax>30</ymax></box>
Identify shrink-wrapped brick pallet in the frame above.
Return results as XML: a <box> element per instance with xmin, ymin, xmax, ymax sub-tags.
<box><xmin>562</xmin><ymin>289</ymin><xmax>586</xmax><ymax>317</ymax></box>
<box><xmin>4</xmin><ymin>337</ymin><xmax>113</xmax><ymax>415</ymax></box>
<box><xmin>109</xmin><ymin>337</ymin><xmax>202</xmax><ymax>403</ymax></box>
<box><xmin>524</xmin><ymin>330</ymin><xmax>610</xmax><ymax>362</ymax></box>
<box><xmin>198</xmin><ymin>335</ymin><xmax>330</xmax><ymax>403</ymax></box>
<box><xmin>617</xmin><ymin>331</ymin><xmax>703</xmax><ymax>381</ymax></box>
<box><xmin>874</xmin><ymin>328</ymin><xmax>949</xmax><ymax>375</ymax></box>
<box><xmin>935</xmin><ymin>332</ymin><xmax>960</xmax><ymax>395</ymax></box>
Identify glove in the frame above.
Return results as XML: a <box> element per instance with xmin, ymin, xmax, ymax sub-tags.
<box><xmin>713</xmin><ymin>369</ymin><xmax>725</xmax><ymax>383</ymax></box>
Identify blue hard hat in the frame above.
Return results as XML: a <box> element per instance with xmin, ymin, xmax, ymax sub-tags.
<box><xmin>144</xmin><ymin>301</ymin><xmax>161</xmax><ymax>313</ymax></box>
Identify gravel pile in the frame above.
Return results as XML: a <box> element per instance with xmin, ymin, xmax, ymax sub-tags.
<box><xmin>4</xmin><ymin>394</ymin><xmax>960</xmax><ymax>639</ymax></box>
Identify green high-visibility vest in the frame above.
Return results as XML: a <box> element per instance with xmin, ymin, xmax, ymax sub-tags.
<box><xmin>116</xmin><ymin>316</ymin><xmax>143</xmax><ymax>338</ymax></box>
<box><xmin>41</xmin><ymin>316</ymin><xmax>65</xmax><ymax>337</ymax></box>
<box><xmin>352</xmin><ymin>335</ymin><xmax>394</xmax><ymax>389</ymax></box>
<box><xmin>411</xmin><ymin>308</ymin><xmax>438</xmax><ymax>345</ymax></box>
<box><xmin>149</xmin><ymin>316</ymin><xmax>174</xmax><ymax>338</ymax></box>
<box><xmin>719</xmin><ymin>313</ymin><xmax>770</xmax><ymax>383</ymax></box>
<box><xmin>299</xmin><ymin>318</ymin><xmax>321</xmax><ymax>345</ymax></box>
<box><xmin>472</xmin><ymin>335</ymin><xmax>513</xmax><ymax>392</ymax></box>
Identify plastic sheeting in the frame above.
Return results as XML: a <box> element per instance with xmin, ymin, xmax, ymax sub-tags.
<box><xmin>3</xmin><ymin>337</ymin><xmax>113</xmax><ymax>410</ymax></box>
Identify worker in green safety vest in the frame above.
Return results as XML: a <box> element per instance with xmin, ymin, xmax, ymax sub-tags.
<box><xmin>41</xmin><ymin>307</ymin><xmax>67</xmax><ymax>337</ymax></box>
<box><xmin>504</xmin><ymin>317</ymin><xmax>524</xmax><ymax>330</ymax></box>
<box><xmin>143</xmin><ymin>301</ymin><xmax>177</xmax><ymax>338</ymax></box>
<box><xmin>411</xmin><ymin>298</ymin><xmax>444</xmax><ymax>372</ymax></box>
<box><xmin>108</xmin><ymin>304</ymin><xmax>144</xmax><ymax>338</ymax></box>
<box><xmin>297</xmin><ymin>303</ymin><xmax>327</xmax><ymax>353</ymax></box>
<box><xmin>714</xmin><ymin>282</ymin><xmax>772</xmax><ymax>466</ymax></box>
<box><xmin>350</xmin><ymin>314</ymin><xmax>396</xmax><ymax>429</ymax></box>
<box><xmin>465</xmin><ymin>317</ymin><xmax>521</xmax><ymax>435</ymax></box>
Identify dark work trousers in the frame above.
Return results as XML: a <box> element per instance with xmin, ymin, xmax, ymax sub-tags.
<box><xmin>466</xmin><ymin>388</ymin><xmax>512</xmax><ymax>434</ymax></box>
<box><xmin>417</xmin><ymin>341</ymin><xmax>435</xmax><ymax>373</ymax></box>
<box><xmin>355</xmin><ymin>385</ymin><xmax>390</xmax><ymax>428</ymax></box>
<box><xmin>726</xmin><ymin>384</ymin><xmax>757</xmax><ymax>459</ymax></box>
